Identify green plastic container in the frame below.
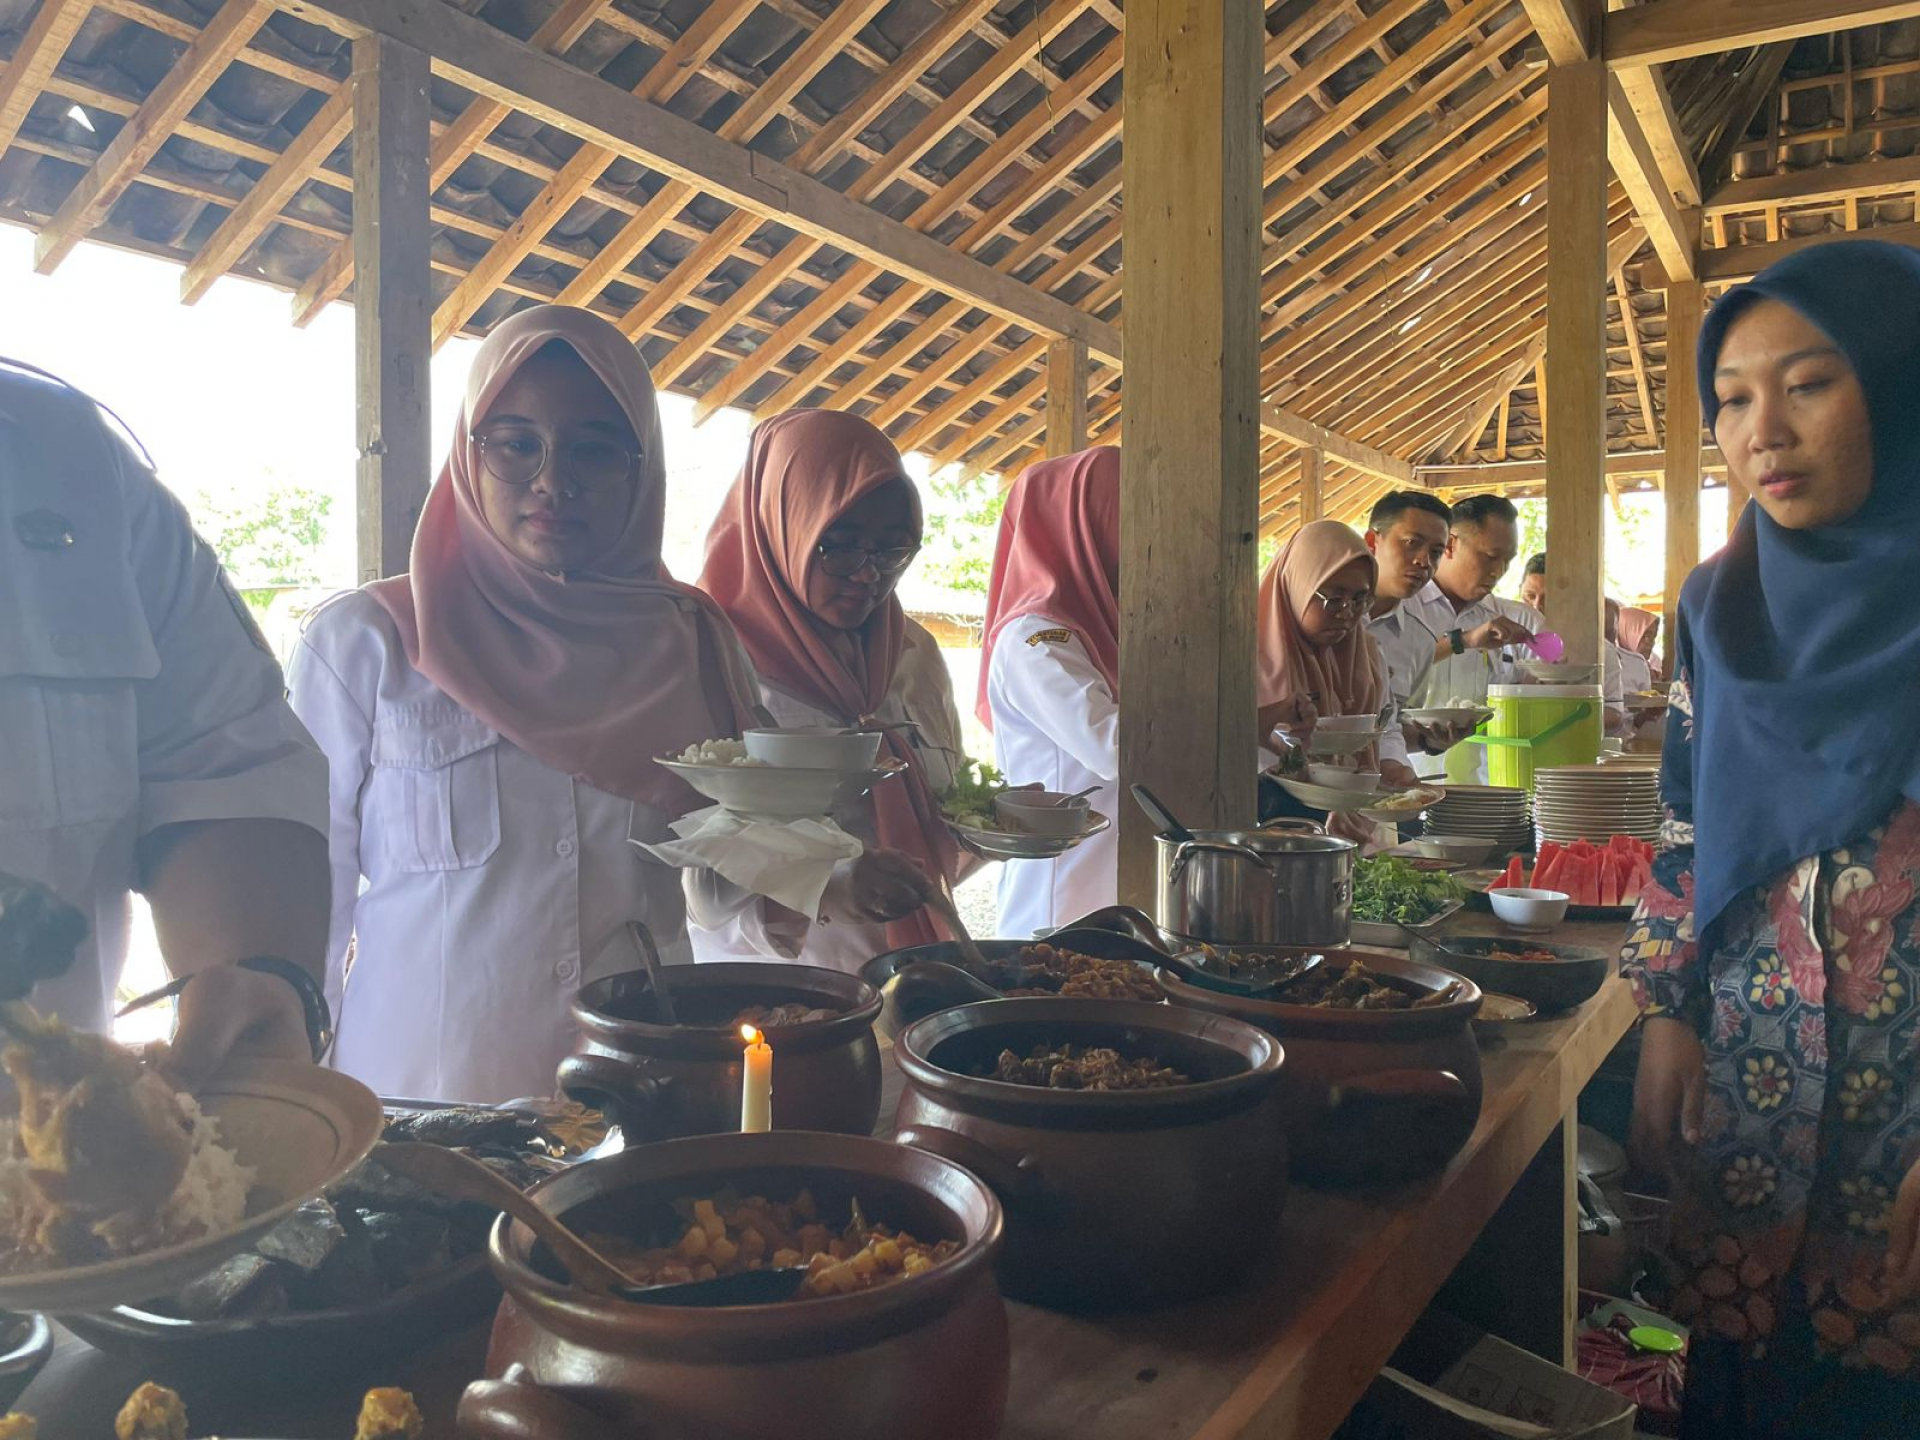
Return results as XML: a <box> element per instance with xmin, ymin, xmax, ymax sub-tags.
<box><xmin>1482</xmin><ymin>684</ymin><xmax>1603</xmax><ymax>792</ymax></box>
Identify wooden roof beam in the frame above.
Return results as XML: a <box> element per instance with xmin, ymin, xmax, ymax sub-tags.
<box><xmin>180</xmin><ymin>78</ymin><xmax>356</xmax><ymax>304</ymax></box>
<box><xmin>291</xmin><ymin>0</ymin><xmax>613</xmax><ymax>326</ymax></box>
<box><xmin>0</xmin><ymin>0</ymin><xmax>93</xmax><ymax>159</ymax></box>
<box><xmin>1651</xmin><ymin>220</ymin><xmax>1920</xmax><ymax>285</ymax></box>
<box><xmin>1418</xmin><ymin>449</ymin><xmax>1728</xmax><ymax>487</ymax></box>
<box><xmin>34</xmin><ymin>0</ymin><xmax>272</xmax><ymax>273</ymax></box>
<box><xmin>1258</xmin><ymin>404</ymin><xmax>1414</xmax><ymax>486</ymax></box>
<box><xmin>1705</xmin><ymin>152</ymin><xmax>1920</xmax><ymax>214</ymax></box>
<box><xmin>1604</xmin><ymin>0</ymin><xmax>1920</xmax><ymax>69</ymax></box>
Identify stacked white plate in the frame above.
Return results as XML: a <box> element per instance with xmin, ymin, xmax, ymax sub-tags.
<box><xmin>1423</xmin><ymin>784</ymin><xmax>1531</xmax><ymax>852</ymax></box>
<box><xmin>1532</xmin><ymin>764</ymin><xmax>1662</xmax><ymax>845</ymax></box>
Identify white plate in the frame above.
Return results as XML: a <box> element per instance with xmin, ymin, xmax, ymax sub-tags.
<box><xmin>1304</xmin><ymin>727</ymin><xmax>1386</xmax><ymax>758</ymax></box>
<box><xmin>658</xmin><ymin>758</ymin><xmax>898</xmax><ymax>818</ymax></box>
<box><xmin>946</xmin><ymin>811</ymin><xmax>1111</xmax><ymax>860</ymax></box>
<box><xmin>0</xmin><ymin>1061</ymin><xmax>383</xmax><ymax>1314</ymax></box>
<box><xmin>1401</xmin><ymin>706</ymin><xmax>1495</xmax><ymax>728</ymax></box>
<box><xmin>1276</xmin><ymin>775</ymin><xmax>1408</xmax><ymax>813</ymax></box>
<box><xmin>1358</xmin><ymin>786</ymin><xmax>1446</xmax><ymax>823</ymax></box>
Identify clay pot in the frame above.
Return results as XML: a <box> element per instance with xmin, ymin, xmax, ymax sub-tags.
<box><xmin>559</xmin><ymin>964</ymin><xmax>882</xmax><ymax>1141</ymax></box>
<box><xmin>1157</xmin><ymin>949</ymin><xmax>1483</xmax><ymax>1187</ymax></box>
<box><xmin>458</xmin><ymin>1132</ymin><xmax>1008</xmax><ymax>1440</ymax></box>
<box><xmin>893</xmin><ymin>998</ymin><xmax>1287</xmax><ymax>1310</ymax></box>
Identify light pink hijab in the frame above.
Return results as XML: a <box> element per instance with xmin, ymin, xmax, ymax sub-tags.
<box><xmin>699</xmin><ymin>409</ymin><xmax>958</xmax><ymax>948</ymax></box>
<box><xmin>368</xmin><ymin>304</ymin><xmax>757</xmax><ymax>816</ymax></box>
<box><xmin>1616</xmin><ymin>606</ymin><xmax>1660</xmax><ymax>658</ymax></box>
<box><xmin>1256</xmin><ymin>520</ymin><xmax>1385</xmax><ymax>733</ymax></box>
<box><xmin>976</xmin><ymin>446</ymin><xmax>1121</xmax><ymax>728</ymax></box>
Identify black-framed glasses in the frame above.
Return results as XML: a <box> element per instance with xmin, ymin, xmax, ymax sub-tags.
<box><xmin>1312</xmin><ymin>586</ymin><xmax>1374</xmax><ymax>618</ymax></box>
<box><xmin>815</xmin><ymin>542</ymin><xmax>921</xmax><ymax>579</ymax></box>
<box><xmin>471</xmin><ymin>426</ymin><xmax>640</xmax><ymax>493</ymax></box>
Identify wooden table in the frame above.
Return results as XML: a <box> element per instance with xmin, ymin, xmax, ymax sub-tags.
<box><xmin>17</xmin><ymin>918</ymin><xmax>1638</xmax><ymax>1440</ymax></box>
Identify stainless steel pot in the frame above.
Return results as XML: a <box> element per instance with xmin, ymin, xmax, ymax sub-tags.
<box><xmin>1153</xmin><ymin>820</ymin><xmax>1354</xmax><ymax>946</ymax></box>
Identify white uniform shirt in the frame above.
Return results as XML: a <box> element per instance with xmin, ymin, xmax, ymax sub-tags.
<box><xmin>1402</xmin><ymin>582</ymin><xmax>1543</xmax><ymax>707</ymax></box>
<box><xmin>988</xmin><ymin>613</ymin><xmax>1119</xmax><ymax>938</ymax></box>
<box><xmin>0</xmin><ymin>364</ymin><xmax>326</xmax><ymax>1032</ymax></box>
<box><xmin>1616</xmin><ymin>644</ymin><xmax>1653</xmax><ymax>696</ymax></box>
<box><xmin>1366</xmin><ymin>604</ymin><xmax>1436</xmax><ymax>774</ymax></box>
<box><xmin>289</xmin><ymin>590</ymin><xmax>737</xmax><ymax>1104</ymax></box>
<box><xmin>690</xmin><ymin>621</ymin><xmax>964</xmax><ymax>974</ymax></box>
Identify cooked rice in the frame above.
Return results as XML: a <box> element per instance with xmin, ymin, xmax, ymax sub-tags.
<box><xmin>0</xmin><ymin>1094</ymin><xmax>253</xmax><ymax>1270</ymax></box>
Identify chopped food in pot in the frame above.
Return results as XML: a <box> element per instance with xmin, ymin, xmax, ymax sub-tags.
<box><xmin>1487</xmin><ymin>947</ymin><xmax>1561</xmax><ymax>965</ymax></box>
<box><xmin>999</xmin><ymin>944</ymin><xmax>1162</xmax><ymax>1002</ymax></box>
<box><xmin>115</xmin><ymin>1382</ymin><xmax>186</xmax><ymax>1440</ymax></box>
<box><xmin>1274</xmin><ymin>961</ymin><xmax>1450</xmax><ymax>1010</ymax></box>
<box><xmin>592</xmin><ymin>1189</ymin><xmax>958</xmax><ymax>1301</ymax></box>
<box><xmin>355</xmin><ymin>1387</ymin><xmax>425</xmax><ymax>1440</ymax></box>
<box><xmin>984</xmin><ymin>1043</ymin><xmax>1192</xmax><ymax>1091</ymax></box>
<box><xmin>0</xmin><ymin>1415</ymin><xmax>34</xmax><ymax>1440</ymax></box>
<box><xmin>731</xmin><ymin>1002</ymin><xmax>839</xmax><ymax>1028</ymax></box>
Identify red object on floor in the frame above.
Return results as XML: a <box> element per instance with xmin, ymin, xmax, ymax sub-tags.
<box><xmin>1577</xmin><ymin>1314</ymin><xmax>1684</xmax><ymax>1435</ymax></box>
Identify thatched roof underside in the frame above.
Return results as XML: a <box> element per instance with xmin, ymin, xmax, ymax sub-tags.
<box><xmin>1</xmin><ymin>1</ymin><xmax>1916</xmax><ymax>530</ymax></box>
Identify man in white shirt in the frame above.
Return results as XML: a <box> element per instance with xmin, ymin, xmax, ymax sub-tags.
<box><xmin>0</xmin><ymin>359</ymin><xmax>331</xmax><ymax>1086</ymax></box>
<box><xmin>1404</xmin><ymin>494</ymin><xmax>1542</xmax><ymax>709</ymax></box>
<box><xmin>1362</xmin><ymin>490</ymin><xmax>1453</xmax><ymax>775</ymax></box>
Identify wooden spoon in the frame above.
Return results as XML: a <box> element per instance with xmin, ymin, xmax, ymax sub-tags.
<box><xmin>629</xmin><ymin>920</ymin><xmax>676</xmax><ymax>1026</ymax></box>
<box><xmin>926</xmin><ymin>881</ymin><xmax>990</xmax><ymax>972</ymax></box>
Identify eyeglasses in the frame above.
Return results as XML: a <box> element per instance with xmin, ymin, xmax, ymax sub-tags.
<box><xmin>1312</xmin><ymin>587</ymin><xmax>1375</xmax><ymax>618</ymax></box>
<box><xmin>815</xmin><ymin>542</ymin><xmax>921</xmax><ymax>579</ymax></box>
<box><xmin>471</xmin><ymin>426</ymin><xmax>640</xmax><ymax>493</ymax></box>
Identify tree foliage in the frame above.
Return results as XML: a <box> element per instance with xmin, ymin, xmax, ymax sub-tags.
<box><xmin>916</xmin><ymin>467</ymin><xmax>1006</xmax><ymax>598</ymax></box>
<box><xmin>192</xmin><ymin>475</ymin><xmax>334</xmax><ymax>604</ymax></box>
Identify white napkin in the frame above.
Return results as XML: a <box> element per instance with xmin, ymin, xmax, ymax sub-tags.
<box><xmin>636</xmin><ymin>805</ymin><xmax>864</xmax><ymax>918</ymax></box>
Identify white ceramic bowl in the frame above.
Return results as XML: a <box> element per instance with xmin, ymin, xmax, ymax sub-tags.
<box><xmin>993</xmin><ymin>791</ymin><xmax>1094</xmax><ymax>837</ymax></box>
<box><xmin>743</xmin><ymin>726</ymin><xmax>883</xmax><ymax>772</ymax></box>
<box><xmin>1306</xmin><ymin>764</ymin><xmax>1382</xmax><ymax>794</ymax></box>
<box><xmin>1413</xmin><ymin>835</ymin><xmax>1498</xmax><ymax>864</ymax></box>
<box><xmin>1489</xmin><ymin>887</ymin><xmax>1571</xmax><ymax>931</ymax></box>
<box><xmin>1306</xmin><ymin>715</ymin><xmax>1385</xmax><ymax>757</ymax></box>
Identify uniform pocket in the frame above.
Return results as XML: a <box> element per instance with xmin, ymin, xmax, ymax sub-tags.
<box><xmin>0</xmin><ymin>678</ymin><xmax>137</xmax><ymax>827</ymax></box>
<box><xmin>367</xmin><ymin>709</ymin><xmax>502</xmax><ymax>872</ymax></box>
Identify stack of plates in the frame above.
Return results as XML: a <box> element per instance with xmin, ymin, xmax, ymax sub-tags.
<box><xmin>1598</xmin><ymin>750</ymin><xmax>1661</xmax><ymax>770</ymax></box>
<box><xmin>1423</xmin><ymin>784</ymin><xmax>1531</xmax><ymax>852</ymax></box>
<box><xmin>1533</xmin><ymin>765</ymin><xmax>1662</xmax><ymax>844</ymax></box>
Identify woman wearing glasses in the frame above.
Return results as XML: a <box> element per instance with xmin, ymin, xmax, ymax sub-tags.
<box><xmin>692</xmin><ymin>409</ymin><xmax>959</xmax><ymax>971</ymax></box>
<box><xmin>1257</xmin><ymin>521</ymin><xmax>1416</xmax><ymax>840</ymax></box>
<box><xmin>981</xmin><ymin>447</ymin><xmax>1121</xmax><ymax>938</ymax></box>
<box><xmin>287</xmin><ymin>305</ymin><xmax>760</xmax><ymax>1103</ymax></box>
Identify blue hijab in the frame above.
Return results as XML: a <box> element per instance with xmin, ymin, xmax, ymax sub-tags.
<box><xmin>1685</xmin><ymin>239</ymin><xmax>1920</xmax><ymax>932</ymax></box>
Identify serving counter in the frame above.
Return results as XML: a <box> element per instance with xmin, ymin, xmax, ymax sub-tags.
<box><xmin>18</xmin><ymin>916</ymin><xmax>1640</xmax><ymax>1440</ymax></box>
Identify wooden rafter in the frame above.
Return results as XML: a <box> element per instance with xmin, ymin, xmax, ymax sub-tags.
<box><xmin>34</xmin><ymin>0</ymin><xmax>272</xmax><ymax>274</ymax></box>
<box><xmin>1613</xmin><ymin>270</ymin><xmax>1660</xmax><ymax>449</ymax></box>
<box><xmin>0</xmin><ymin>0</ymin><xmax>92</xmax><ymax>160</ymax></box>
<box><xmin>1604</xmin><ymin>0</ymin><xmax>1920</xmax><ymax>69</ymax></box>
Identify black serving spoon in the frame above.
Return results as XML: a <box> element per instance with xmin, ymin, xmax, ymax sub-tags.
<box><xmin>1130</xmin><ymin>784</ymin><xmax>1196</xmax><ymax>845</ymax></box>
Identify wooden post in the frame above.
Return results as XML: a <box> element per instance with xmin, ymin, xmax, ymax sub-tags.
<box><xmin>1301</xmin><ymin>448</ymin><xmax>1325</xmax><ymax>524</ymax></box>
<box><xmin>352</xmin><ymin>34</ymin><xmax>433</xmax><ymax>584</ymax></box>
<box><xmin>1728</xmin><ymin>481</ymin><xmax>1749</xmax><ymax>538</ymax></box>
<box><xmin>1045</xmin><ymin>337</ymin><xmax>1089</xmax><ymax>456</ymax></box>
<box><xmin>1117</xmin><ymin>0</ymin><xmax>1262</xmax><ymax>903</ymax></box>
<box><xmin>1542</xmin><ymin>43</ymin><xmax>1609</xmax><ymax>670</ymax></box>
<box><xmin>1662</xmin><ymin>279</ymin><xmax>1703</xmax><ymax>650</ymax></box>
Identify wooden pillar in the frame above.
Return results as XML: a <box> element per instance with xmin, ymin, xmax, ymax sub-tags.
<box><xmin>1728</xmin><ymin>481</ymin><xmax>1749</xmax><ymax>538</ymax></box>
<box><xmin>352</xmin><ymin>34</ymin><xmax>433</xmax><ymax>584</ymax></box>
<box><xmin>1045</xmin><ymin>337</ymin><xmax>1089</xmax><ymax>457</ymax></box>
<box><xmin>1116</xmin><ymin>0</ymin><xmax>1262</xmax><ymax>903</ymax></box>
<box><xmin>1662</xmin><ymin>279</ymin><xmax>1703</xmax><ymax>650</ymax></box>
<box><xmin>1300</xmin><ymin>448</ymin><xmax>1324</xmax><ymax>524</ymax></box>
<box><xmin>1542</xmin><ymin>46</ymin><xmax>1609</xmax><ymax>670</ymax></box>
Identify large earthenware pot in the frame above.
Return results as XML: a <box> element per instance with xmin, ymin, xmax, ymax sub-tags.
<box><xmin>559</xmin><ymin>963</ymin><xmax>882</xmax><ymax>1140</ymax></box>
<box><xmin>459</xmin><ymin>1132</ymin><xmax>1007</xmax><ymax>1440</ymax></box>
<box><xmin>1158</xmin><ymin>949</ymin><xmax>1483</xmax><ymax>1186</ymax></box>
<box><xmin>894</xmin><ymin>998</ymin><xmax>1287</xmax><ymax>1310</ymax></box>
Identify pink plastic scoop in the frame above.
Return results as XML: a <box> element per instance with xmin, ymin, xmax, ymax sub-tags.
<box><xmin>1528</xmin><ymin>631</ymin><xmax>1565</xmax><ymax>662</ymax></box>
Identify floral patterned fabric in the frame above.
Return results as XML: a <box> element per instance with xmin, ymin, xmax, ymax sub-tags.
<box><xmin>1622</xmin><ymin>618</ymin><xmax>1920</xmax><ymax>1386</ymax></box>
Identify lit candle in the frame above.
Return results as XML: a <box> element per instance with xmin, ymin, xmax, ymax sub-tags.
<box><xmin>739</xmin><ymin>1024</ymin><xmax>773</xmax><ymax>1133</ymax></box>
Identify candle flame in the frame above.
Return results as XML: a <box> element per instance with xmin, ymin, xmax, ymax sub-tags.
<box><xmin>740</xmin><ymin>1024</ymin><xmax>763</xmax><ymax>1046</ymax></box>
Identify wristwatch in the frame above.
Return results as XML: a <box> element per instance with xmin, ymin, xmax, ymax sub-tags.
<box><xmin>236</xmin><ymin>956</ymin><xmax>334</xmax><ymax>1062</ymax></box>
<box><xmin>1448</xmin><ymin>627</ymin><xmax>1466</xmax><ymax>657</ymax></box>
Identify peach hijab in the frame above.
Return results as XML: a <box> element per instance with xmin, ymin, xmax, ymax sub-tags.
<box><xmin>1256</xmin><ymin>520</ymin><xmax>1385</xmax><ymax>727</ymax></box>
<box><xmin>368</xmin><ymin>304</ymin><xmax>757</xmax><ymax>816</ymax></box>
<box><xmin>698</xmin><ymin>409</ymin><xmax>959</xmax><ymax>947</ymax></box>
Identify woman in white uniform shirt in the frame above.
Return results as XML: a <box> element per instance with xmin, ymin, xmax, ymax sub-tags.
<box><xmin>692</xmin><ymin>409</ymin><xmax>961</xmax><ymax>971</ymax></box>
<box><xmin>288</xmin><ymin>306</ymin><xmax>759</xmax><ymax>1104</ymax></box>
<box><xmin>981</xmin><ymin>447</ymin><xmax>1121</xmax><ymax>938</ymax></box>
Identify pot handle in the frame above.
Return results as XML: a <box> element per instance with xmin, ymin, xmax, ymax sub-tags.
<box><xmin>555</xmin><ymin>1054</ymin><xmax>670</xmax><ymax>1142</ymax></box>
<box><xmin>896</xmin><ymin>1124</ymin><xmax>1045</xmax><ymax>1204</ymax></box>
<box><xmin>1169</xmin><ymin>840</ymin><xmax>1273</xmax><ymax>884</ymax></box>
<box><xmin>1326</xmin><ymin>1068</ymin><xmax>1468</xmax><ymax>1108</ymax></box>
<box><xmin>459</xmin><ymin>1367</ymin><xmax>620</xmax><ymax>1440</ymax></box>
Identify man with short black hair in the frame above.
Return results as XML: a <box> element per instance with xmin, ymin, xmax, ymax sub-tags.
<box><xmin>1402</xmin><ymin>494</ymin><xmax>1542</xmax><ymax>711</ymax></box>
<box><xmin>1363</xmin><ymin>490</ymin><xmax>1454</xmax><ymax>767</ymax></box>
<box><xmin>1519</xmin><ymin>552</ymin><xmax>1547</xmax><ymax>612</ymax></box>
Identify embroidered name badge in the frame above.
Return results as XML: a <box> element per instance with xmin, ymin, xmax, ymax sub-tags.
<box><xmin>1026</xmin><ymin>627</ymin><xmax>1074</xmax><ymax>647</ymax></box>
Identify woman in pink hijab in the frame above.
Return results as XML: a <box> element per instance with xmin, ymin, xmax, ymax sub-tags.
<box><xmin>694</xmin><ymin>409</ymin><xmax>965</xmax><ymax>970</ymax></box>
<box><xmin>1256</xmin><ymin>521</ymin><xmax>1412</xmax><ymax>836</ymax></box>
<box><xmin>980</xmin><ymin>447</ymin><xmax>1121</xmax><ymax>937</ymax></box>
<box><xmin>287</xmin><ymin>304</ymin><xmax>760</xmax><ymax>1104</ymax></box>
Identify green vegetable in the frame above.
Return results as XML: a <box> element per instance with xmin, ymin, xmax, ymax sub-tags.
<box><xmin>1351</xmin><ymin>856</ymin><xmax>1465</xmax><ymax>926</ymax></box>
<box><xmin>940</xmin><ymin>759</ymin><xmax>1010</xmax><ymax>828</ymax></box>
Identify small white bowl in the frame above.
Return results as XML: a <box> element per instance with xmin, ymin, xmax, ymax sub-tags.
<box><xmin>1489</xmin><ymin>887</ymin><xmax>1571</xmax><ymax>932</ymax></box>
<box><xmin>1413</xmin><ymin>835</ymin><xmax>1498</xmax><ymax>865</ymax></box>
<box><xmin>743</xmin><ymin>727</ymin><xmax>883</xmax><ymax>772</ymax></box>
<box><xmin>993</xmin><ymin>791</ymin><xmax>1093</xmax><ymax>837</ymax></box>
<box><xmin>1305</xmin><ymin>764</ymin><xmax>1382</xmax><ymax>794</ymax></box>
